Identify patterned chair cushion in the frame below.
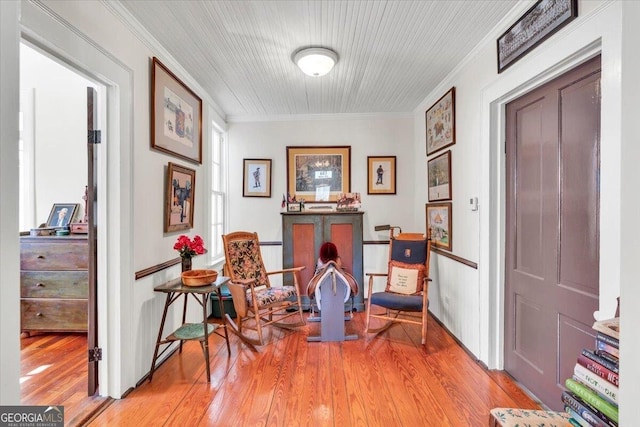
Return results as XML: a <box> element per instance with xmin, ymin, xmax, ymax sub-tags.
<box><xmin>227</xmin><ymin>239</ymin><xmax>269</xmax><ymax>288</ymax></box>
<box><xmin>249</xmin><ymin>286</ymin><xmax>298</xmax><ymax>307</ymax></box>
<box><xmin>489</xmin><ymin>408</ymin><xmax>572</xmax><ymax>427</ymax></box>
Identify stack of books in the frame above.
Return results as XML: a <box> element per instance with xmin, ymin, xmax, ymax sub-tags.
<box><xmin>562</xmin><ymin>317</ymin><xmax>619</xmax><ymax>427</ymax></box>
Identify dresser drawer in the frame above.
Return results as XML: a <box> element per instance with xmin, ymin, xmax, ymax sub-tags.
<box><xmin>21</xmin><ymin>241</ymin><xmax>88</xmax><ymax>270</ymax></box>
<box><xmin>21</xmin><ymin>299</ymin><xmax>88</xmax><ymax>332</ymax></box>
<box><xmin>21</xmin><ymin>271</ymin><xmax>88</xmax><ymax>299</ymax></box>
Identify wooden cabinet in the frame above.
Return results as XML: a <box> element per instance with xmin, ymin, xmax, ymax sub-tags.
<box><xmin>20</xmin><ymin>235</ymin><xmax>89</xmax><ymax>333</ymax></box>
<box><xmin>282</xmin><ymin>212</ymin><xmax>364</xmax><ymax>311</ymax></box>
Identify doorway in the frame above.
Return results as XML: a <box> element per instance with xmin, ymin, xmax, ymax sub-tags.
<box><xmin>504</xmin><ymin>55</ymin><xmax>601</xmax><ymax>410</ymax></box>
<box><xmin>19</xmin><ymin>42</ymin><xmax>102</xmax><ymax>407</ymax></box>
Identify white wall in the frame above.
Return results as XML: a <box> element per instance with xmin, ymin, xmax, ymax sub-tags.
<box><xmin>0</xmin><ymin>0</ymin><xmax>225</xmax><ymax>399</ymax></box>
<box><xmin>413</xmin><ymin>0</ymin><xmax>639</xmax><ymax>423</ymax></box>
<box><xmin>20</xmin><ymin>43</ymin><xmax>93</xmax><ymax>227</ymax></box>
<box><xmin>227</xmin><ymin>115</ymin><xmax>415</xmax><ymax>294</ymax></box>
<box><xmin>227</xmin><ymin>115</ymin><xmax>415</xmax><ymax>242</ymax></box>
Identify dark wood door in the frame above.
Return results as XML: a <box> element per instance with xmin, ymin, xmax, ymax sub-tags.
<box><xmin>87</xmin><ymin>87</ymin><xmax>98</xmax><ymax>396</ymax></box>
<box><xmin>505</xmin><ymin>56</ymin><xmax>601</xmax><ymax>410</ymax></box>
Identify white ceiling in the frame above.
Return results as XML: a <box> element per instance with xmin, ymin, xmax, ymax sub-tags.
<box><xmin>113</xmin><ymin>0</ymin><xmax>520</xmax><ymax>119</ymax></box>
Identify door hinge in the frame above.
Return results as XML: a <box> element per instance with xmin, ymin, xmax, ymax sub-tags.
<box><xmin>88</xmin><ymin>347</ymin><xmax>102</xmax><ymax>362</ymax></box>
<box><xmin>88</xmin><ymin>130</ymin><xmax>101</xmax><ymax>144</ymax></box>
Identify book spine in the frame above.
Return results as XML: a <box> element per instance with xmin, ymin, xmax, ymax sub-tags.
<box><xmin>562</xmin><ymin>391</ymin><xmax>613</xmax><ymax>427</ymax></box>
<box><xmin>564</xmin><ymin>406</ymin><xmax>591</xmax><ymax>427</ymax></box>
<box><xmin>577</xmin><ymin>353</ymin><xmax>619</xmax><ymax>386</ymax></box>
<box><xmin>573</xmin><ymin>364</ymin><xmax>618</xmax><ymax>404</ymax></box>
<box><xmin>565</xmin><ymin>378</ymin><xmax>618</xmax><ymax>423</ymax></box>
<box><xmin>581</xmin><ymin>349</ymin><xmax>619</xmax><ymax>373</ymax></box>
<box><xmin>596</xmin><ymin>340</ymin><xmax>620</xmax><ymax>358</ymax></box>
<box><xmin>596</xmin><ymin>331</ymin><xmax>619</xmax><ymax>349</ymax></box>
<box><xmin>595</xmin><ymin>349</ymin><xmax>619</xmax><ymax>365</ymax></box>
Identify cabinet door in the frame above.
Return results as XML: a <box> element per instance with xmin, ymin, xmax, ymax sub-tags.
<box><xmin>282</xmin><ymin>214</ymin><xmax>323</xmax><ymax>294</ymax></box>
<box><xmin>324</xmin><ymin>213</ymin><xmax>364</xmax><ymax>311</ymax></box>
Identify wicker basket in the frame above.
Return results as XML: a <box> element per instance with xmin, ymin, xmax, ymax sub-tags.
<box><xmin>181</xmin><ymin>269</ymin><xmax>218</xmax><ymax>287</ymax></box>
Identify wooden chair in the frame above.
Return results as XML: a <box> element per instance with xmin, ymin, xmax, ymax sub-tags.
<box><xmin>222</xmin><ymin>231</ymin><xmax>305</xmax><ymax>350</ymax></box>
<box><xmin>365</xmin><ymin>229</ymin><xmax>431</xmax><ymax>344</ymax></box>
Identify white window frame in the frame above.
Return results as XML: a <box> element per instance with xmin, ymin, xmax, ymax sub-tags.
<box><xmin>209</xmin><ymin>127</ymin><xmax>227</xmax><ymax>265</ymax></box>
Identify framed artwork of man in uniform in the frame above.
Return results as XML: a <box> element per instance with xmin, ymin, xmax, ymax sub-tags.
<box><xmin>46</xmin><ymin>203</ymin><xmax>78</xmax><ymax>228</ymax></box>
<box><xmin>367</xmin><ymin>156</ymin><xmax>396</xmax><ymax>195</ymax></box>
<box><xmin>243</xmin><ymin>158</ymin><xmax>272</xmax><ymax>198</ymax></box>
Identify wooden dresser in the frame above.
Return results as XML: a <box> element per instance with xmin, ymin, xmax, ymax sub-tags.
<box><xmin>20</xmin><ymin>235</ymin><xmax>89</xmax><ymax>333</ymax></box>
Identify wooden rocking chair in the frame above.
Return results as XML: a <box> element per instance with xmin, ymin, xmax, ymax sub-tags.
<box><xmin>222</xmin><ymin>231</ymin><xmax>305</xmax><ymax>350</ymax></box>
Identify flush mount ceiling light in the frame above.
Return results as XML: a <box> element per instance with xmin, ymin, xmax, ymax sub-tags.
<box><xmin>293</xmin><ymin>47</ymin><xmax>338</xmax><ymax>77</ymax></box>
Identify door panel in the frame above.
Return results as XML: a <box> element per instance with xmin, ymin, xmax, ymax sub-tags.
<box><xmin>505</xmin><ymin>56</ymin><xmax>600</xmax><ymax>410</ymax></box>
<box><xmin>559</xmin><ymin>75</ymin><xmax>600</xmax><ymax>295</ymax></box>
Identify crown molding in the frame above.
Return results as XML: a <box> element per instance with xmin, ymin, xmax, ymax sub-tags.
<box><xmin>101</xmin><ymin>0</ymin><xmax>227</xmax><ymax>124</ymax></box>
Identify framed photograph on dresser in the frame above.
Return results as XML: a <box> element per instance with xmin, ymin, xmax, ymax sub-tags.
<box><xmin>46</xmin><ymin>203</ymin><xmax>78</xmax><ymax>228</ymax></box>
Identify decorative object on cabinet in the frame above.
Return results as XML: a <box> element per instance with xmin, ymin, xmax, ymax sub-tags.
<box><xmin>426</xmin><ymin>87</ymin><xmax>455</xmax><ymax>156</ymax></box>
<box><xmin>286</xmin><ymin>146</ymin><xmax>351</xmax><ymax>203</ymax></box>
<box><xmin>151</xmin><ymin>57</ymin><xmax>203</xmax><ymax>164</ymax></box>
<box><xmin>287</xmin><ymin>202</ymin><xmax>302</xmax><ymax>212</ymax></box>
<box><xmin>45</xmin><ymin>203</ymin><xmax>78</xmax><ymax>228</ymax></box>
<box><xmin>497</xmin><ymin>0</ymin><xmax>577</xmax><ymax>74</ymax></box>
<box><xmin>282</xmin><ymin>211</ymin><xmax>364</xmax><ymax>311</ymax></box>
<box><xmin>367</xmin><ymin>156</ymin><xmax>396</xmax><ymax>195</ymax></box>
<box><xmin>427</xmin><ymin>150</ymin><xmax>452</xmax><ymax>201</ymax></box>
<box><xmin>20</xmin><ymin>235</ymin><xmax>88</xmax><ymax>333</ymax></box>
<box><xmin>365</xmin><ymin>229</ymin><xmax>431</xmax><ymax>345</ymax></box>
<box><xmin>426</xmin><ymin>202</ymin><xmax>452</xmax><ymax>251</ymax></box>
<box><xmin>222</xmin><ymin>231</ymin><xmax>306</xmax><ymax>350</ymax></box>
<box><xmin>165</xmin><ymin>162</ymin><xmax>195</xmax><ymax>232</ymax></box>
<box><xmin>336</xmin><ymin>192</ymin><xmax>361</xmax><ymax>211</ymax></box>
<box><xmin>243</xmin><ymin>158</ymin><xmax>272</xmax><ymax>197</ymax></box>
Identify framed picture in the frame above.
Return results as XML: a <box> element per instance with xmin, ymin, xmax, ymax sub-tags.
<box><xmin>428</xmin><ymin>150</ymin><xmax>452</xmax><ymax>201</ymax></box>
<box><xmin>426</xmin><ymin>202</ymin><xmax>452</xmax><ymax>251</ymax></box>
<box><xmin>497</xmin><ymin>0</ymin><xmax>578</xmax><ymax>73</ymax></box>
<box><xmin>426</xmin><ymin>87</ymin><xmax>455</xmax><ymax>156</ymax></box>
<box><xmin>46</xmin><ymin>203</ymin><xmax>78</xmax><ymax>228</ymax></box>
<box><xmin>286</xmin><ymin>146</ymin><xmax>351</xmax><ymax>203</ymax></box>
<box><xmin>367</xmin><ymin>156</ymin><xmax>396</xmax><ymax>195</ymax></box>
<box><xmin>243</xmin><ymin>159</ymin><xmax>272</xmax><ymax>197</ymax></box>
<box><xmin>151</xmin><ymin>57</ymin><xmax>203</xmax><ymax>164</ymax></box>
<box><xmin>165</xmin><ymin>162</ymin><xmax>196</xmax><ymax>232</ymax></box>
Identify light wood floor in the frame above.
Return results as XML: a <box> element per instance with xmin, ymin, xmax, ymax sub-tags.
<box><xmin>20</xmin><ymin>332</ymin><xmax>110</xmax><ymax>426</ymax></box>
<box><xmin>72</xmin><ymin>311</ymin><xmax>540</xmax><ymax>426</ymax></box>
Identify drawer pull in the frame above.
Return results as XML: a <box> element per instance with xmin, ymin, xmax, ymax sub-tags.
<box><xmin>37</xmin><ymin>255</ymin><xmax>45</xmax><ymax>259</ymax></box>
<box><xmin>35</xmin><ymin>282</ymin><xmax>45</xmax><ymax>287</ymax></box>
<box><xmin>36</xmin><ymin>312</ymin><xmax>43</xmax><ymax>317</ymax></box>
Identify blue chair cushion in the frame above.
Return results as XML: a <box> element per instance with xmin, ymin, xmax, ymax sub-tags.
<box><xmin>390</xmin><ymin>239</ymin><xmax>428</xmax><ymax>264</ymax></box>
<box><xmin>370</xmin><ymin>292</ymin><xmax>426</xmax><ymax>311</ymax></box>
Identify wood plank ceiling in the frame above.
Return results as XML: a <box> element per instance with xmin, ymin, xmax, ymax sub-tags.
<box><xmin>114</xmin><ymin>0</ymin><xmax>519</xmax><ymax>119</ymax></box>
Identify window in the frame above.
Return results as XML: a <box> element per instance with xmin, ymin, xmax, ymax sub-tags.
<box><xmin>210</xmin><ymin>129</ymin><xmax>226</xmax><ymax>262</ymax></box>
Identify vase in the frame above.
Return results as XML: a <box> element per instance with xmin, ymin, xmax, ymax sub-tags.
<box><xmin>181</xmin><ymin>257</ymin><xmax>192</xmax><ymax>272</ymax></box>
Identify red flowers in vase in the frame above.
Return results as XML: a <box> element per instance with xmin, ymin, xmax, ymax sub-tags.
<box><xmin>173</xmin><ymin>235</ymin><xmax>205</xmax><ymax>259</ymax></box>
